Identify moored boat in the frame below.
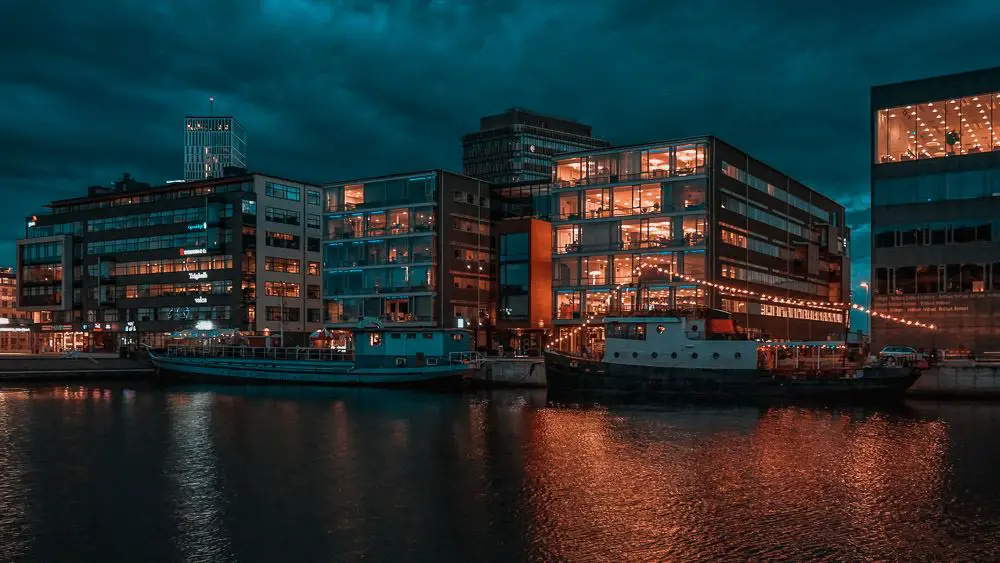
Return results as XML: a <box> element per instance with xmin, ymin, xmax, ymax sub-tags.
<box><xmin>149</xmin><ymin>320</ymin><xmax>481</xmax><ymax>386</ymax></box>
<box><xmin>544</xmin><ymin>308</ymin><xmax>923</xmax><ymax>398</ymax></box>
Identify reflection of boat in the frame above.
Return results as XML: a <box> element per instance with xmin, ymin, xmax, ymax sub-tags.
<box><xmin>149</xmin><ymin>320</ymin><xmax>481</xmax><ymax>386</ymax></box>
<box><xmin>545</xmin><ymin>309</ymin><xmax>923</xmax><ymax>398</ymax></box>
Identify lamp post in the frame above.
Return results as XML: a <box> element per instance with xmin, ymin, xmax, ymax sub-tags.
<box><xmin>859</xmin><ymin>281</ymin><xmax>870</xmax><ymax>339</ymax></box>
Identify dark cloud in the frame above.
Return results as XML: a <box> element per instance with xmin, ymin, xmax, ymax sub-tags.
<box><xmin>2</xmin><ymin>0</ymin><xmax>1000</xmax><ymax>288</ymax></box>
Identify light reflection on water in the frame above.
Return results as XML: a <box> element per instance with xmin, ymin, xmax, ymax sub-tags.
<box><xmin>0</xmin><ymin>385</ymin><xmax>997</xmax><ymax>562</ymax></box>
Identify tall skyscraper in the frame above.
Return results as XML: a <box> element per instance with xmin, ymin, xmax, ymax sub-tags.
<box><xmin>462</xmin><ymin>108</ymin><xmax>610</xmax><ymax>185</ymax></box>
<box><xmin>184</xmin><ymin>116</ymin><xmax>247</xmax><ymax>181</ymax></box>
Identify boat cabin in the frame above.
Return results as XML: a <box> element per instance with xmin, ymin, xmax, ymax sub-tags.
<box><xmin>352</xmin><ymin>319</ymin><xmax>475</xmax><ymax>369</ymax></box>
<box><xmin>599</xmin><ymin>308</ymin><xmax>857</xmax><ymax>373</ymax></box>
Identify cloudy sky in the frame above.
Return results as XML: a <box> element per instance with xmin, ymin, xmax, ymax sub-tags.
<box><xmin>3</xmin><ymin>0</ymin><xmax>1000</xmax><ymax>299</ymax></box>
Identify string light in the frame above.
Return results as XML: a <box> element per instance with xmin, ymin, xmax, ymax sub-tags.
<box><xmin>546</xmin><ymin>261</ymin><xmax>938</xmax><ymax>350</ymax></box>
<box><xmin>851</xmin><ymin>303</ymin><xmax>936</xmax><ymax>330</ymax></box>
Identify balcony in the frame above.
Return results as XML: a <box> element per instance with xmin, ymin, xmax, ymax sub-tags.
<box><xmin>553</xmin><ymin>167</ymin><xmax>706</xmax><ymax>189</ymax></box>
<box><xmin>327</xmin><ymin>197</ymin><xmax>436</xmax><ymax>213</ymax></box>
<box><xmin>556</xmin><ymin>235</ymin><xmax>704</xmax><ymax>255</ymax></box>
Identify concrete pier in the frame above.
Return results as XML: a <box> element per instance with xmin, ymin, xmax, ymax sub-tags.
<box><xmin>472</xmin><ymin>357</ymin><xmax>546</xmax><ymax>387</ymax></box>
<box><xmin>907</xmin><ymin>364</ymin><xmax>1000</xmax><ymax>398</ymax></box>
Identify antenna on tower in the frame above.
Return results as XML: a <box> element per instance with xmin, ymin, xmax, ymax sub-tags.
<box><xmin>209</xmin><ymin>96</ymin><xmax>215</xmax><ymax>117</ymax></box>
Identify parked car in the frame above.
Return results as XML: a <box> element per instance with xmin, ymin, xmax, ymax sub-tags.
<box><xmin>878</xmin><ymin>346</ymin><xmax>920</xmax><ymax>366</ymax></box>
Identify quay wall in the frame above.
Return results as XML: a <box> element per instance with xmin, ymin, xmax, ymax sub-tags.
<box><xmin>473</xmin><ymin>358</ymin><xmax>546</xmax><ymax>387</ymax></box>
<box><xmin>908</xmin><ymin>365</ymin><xmax>1000</xmax><ymax>398</ymax></box>
<box><xmin>0</xmin><ymin>354</ymin><xmax>154</xmax><ymax>382</ymax></box>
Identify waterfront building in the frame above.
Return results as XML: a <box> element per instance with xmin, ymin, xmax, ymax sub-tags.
<box><xmin>16</xmin><ymin>172</ymin><xmax>323</xmax><ymax>352</ymax></box>
<box><xmin>184</xmin><ymin>116</ymin><xmax>247</xmax><ymax>181</ymax></box>
<box><xmin>0</xmin><ymin>267</ymin><xmax>33</xmax><ymax>352</ymax></box>
<box><xmin>549</xmin><ymin>137</ymin><xmax>850</xmax><ymax>355</ymax></box>
<box><xmin>462</xmin><ymin>108</ymin><xmax>610</xmax><ymax>185</ymax></box>
<box><xmin>322</xmin><ymin>170</ymin><xmax>495</xmax><ymax>348</ymax></box>
<box><xmin>872</xmin><ymin>66</ymin><xmax>1000</xmax><ymax>353</ymax></box>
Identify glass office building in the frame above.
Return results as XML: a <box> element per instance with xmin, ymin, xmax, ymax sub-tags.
<box><xmin>323</xmin><ymin>170</ymin><xmax>495</xmax><ymax>348</ymax></box>
<box><xmin>17</xmin><ymin>172</ymin><xmax>324</xmax><ymax>352</ymax></box>
<box><xmin>871</xmin><ymin>66</ymin><xmax>1000</xmax><ymax>352</ymax></box>
<box><xmin>184</xmin><ymin>116</ymin><xmax>248</xmax><ymax>181</ymax></box>
<box><xmin>550</xmin><ymin>137</ymin><xmax>849</xmax><ymax>356</ymax></box>
<box><xmin>462</xmin><ymin>108</ymin><xmax>610</xmax><ymax>185</ymax></box>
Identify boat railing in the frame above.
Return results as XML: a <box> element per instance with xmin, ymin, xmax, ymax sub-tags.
<box><xmin>449</xmin><ymin>351</ymin><xmax>483</xmax><ymax>367</ymax></box>
<box><xmin>164</xmin><ymin>345</ymin><xmax>353</xmax><ymax>362</ymax></box>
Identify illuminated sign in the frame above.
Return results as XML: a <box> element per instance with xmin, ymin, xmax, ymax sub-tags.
<box><xmin>0</xmin><ymin>327</ymin><xmax>30</xmax><ymax>332</ymax></box>
<box><xmin>27</xmin><ymin>221</ymin><xmax>36</xmax><ymax>228</ymax></box>
<box><xmin>124</xmin><ymin>321</ymin><xmax>137</xmax><ymax>332</ymax></box>
<box><xmin>758</xmin><ymin>303</ymin><xmax>845</xmax><ymax>324</ymax></box>
<box><xmin>195</xmin><ymin>320</ymin><xmax>215</xmax><ymax>330</ymax></box>
<box><xmin>188</xmin><ymin>272</ymin><xmax>208</xmax><ymax>281</ymax></box>
<box><xmin>180</xmin><ymin>248</ymin><xmax>207</xmax><ymax>256</ymax></box>
<box><xmin>187</xmin><ymin>222</ymin><xmax>208</xmax><ymax>231</ymax></box>
<box><xmin>194</xmin><ymin>296</ymin><xmax>207</xmax><ymax>304</ymax></box>
<box><xmin>0</xmin><ymin>318</ymin><xmax>9</xmax><ymax>325</ymax></box>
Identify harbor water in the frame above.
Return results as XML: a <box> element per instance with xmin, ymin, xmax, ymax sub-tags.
<box><xmin>1</xmin><ymin>384</ymin><xmax>998</xmax><ymax>561</ymax></box>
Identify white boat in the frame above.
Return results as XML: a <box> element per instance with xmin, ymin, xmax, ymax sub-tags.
<box><xmin>148</xmin><ymin>320</ymin><xmax>481</xmax><ymax>386</ymax></box>
<box><xmin>545</xmin><ymin>308</ymin><xmax>924</xmax><ymax>398</ymax></box>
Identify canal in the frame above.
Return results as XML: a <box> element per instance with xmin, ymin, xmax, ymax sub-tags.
<box><xmin>0</xmin><ymin>384</ymin><xmax>998</xmax><ymax>561</ymax></box>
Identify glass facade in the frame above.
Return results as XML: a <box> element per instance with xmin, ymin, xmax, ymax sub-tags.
<box><xmin>873</xmin><ymin>169</ymin><xmax>1000</xmax><ymax>206</ymax></box>
<box><xmin>551</xmin><ymin>142</ymin><xmax>711</xmax><ymax>320</ymax></box>
<box><xmin>323</xmin><ymin>174</ymin><xmax>440</xmax><ymax>327</ymax></box>
<box><xmin>325</xmin><ymin>175</ymin><xmax>436</xmax><ymax>212</ymax></box>
<box><xmin>498</xmin><ymin>233</ymin><xmax>530</xmax><ymax>321</ymax></box>
<box><xmin>875</xmin><ymin>93</ymin><xmax>1000</xmax><ymax>163</ymax></box>
<box><xmin>184</xmin><ymin>117</ymin><xmax>247</xmax><ymax>181</ymax></box>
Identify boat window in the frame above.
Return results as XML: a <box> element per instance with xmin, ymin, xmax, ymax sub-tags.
<box><xmin>671</xmin><ymin>352</ymin><xmax>677</xmax><ymax>359</ymax></box>
<box><xmin>735</xmin><ymin>352</ymin><xmax>742</xmax><ymax>359</ymax></box>
<box><xmin>370</xmin><ymin>333</ymin><xmax>382</xmax><ymax>347</ymax></box>
<box><xmin>607</xmin><ymin>323</ymin><xmax>646</xmax><ymax>340</ymax></box>
<box><xmin>395</xmin><ymin>358</ymin><xmax>406</xmax><ymax>366</ymax></box>
<box><xmin>712</xmin><ymin>352</ymin><xmax>719</xmax><ymax>359</ymax></box>
<box><xmin>391</xmin><ymin>333</ymin><xmax>401</xmax><ymax>339</ymax></box>
<box><xmin>632</xmin><ymin>352</ymin><xmax>638</xmax><ymax>358</ymax></box>
<box><xmin>656</xmin><ymin>325</ymin><xmax>665</xmax><ymax>333</ymax></box>
<box><xmin>651</xmin><ymin>352</ymin><xmax>658</xmax><ymax>358</ymax></box>
<box><xmin>452</xmin><ymin>334</ymin><xmax>463</xmax><ymax>341</ymax></box>
<box><xmin>423</xmin><ymin>332</ymin><xmax>433</xmax><ymax>339</ymax></box>
<box><xmin>691</xmin><ymin>353</ymin><xmax>698</xmax><ymax>359</ymax></box>
<box><xmin>407</xmin><ymin>333</ymin><xmax>416</xmax><ymax>339</ymax></box>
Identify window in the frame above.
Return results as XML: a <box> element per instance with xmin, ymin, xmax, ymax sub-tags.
<box><xmin>307</xmin><ymin>213</ymin><xmax>321</xmax><ymax>229</ymax></box>
<box><xmin>265</xmin><ymin>207</ymin><xmax>301</xmax><ymax>225</ymax></box>
<box><xmin>307</xmin><ymin>308</ymin><xmax>321</xmax><ymax>323</ymax></box>
<box><xmin>500</xmin><ymin>233</ymin><xmax>529</xmax><ymax>261</ymax></box>
<box><xmin>265</xmin><ymin>306</ymin><xmax>300</xmax><ymax>322</ymax></box>
<box><xmin>242</xmin><ymin>199</ymin><xmax>257</xmax><ymax>215</ymax></box>
<box><xmin>264</xmin><ymin>281</ymin><xmax>300</xmax><ymax>297</ymax></box>
<box><xmin>307</xmin><ymin>284</ymin><xmax>320</xmax><ymax>299</ymax></box>
<box><xmin>307</xmin><ymin>261</ymin><xmax>320</xmax><ymax>276</ymax></box>
<box><xmin>265</xmin><ymin>231</ymin><xmax>299</xmax><ymax>249</ymax></box>
<box><xmin>265</xmin><ymin>182</ymin><xmax>301</xmax><ymax>201</ymax></box>
<box><xmin>307</xmin><ymin>190</ymin><xmax>321</xmax><ymax>206</ymax></box>
<box><xmin>264</xmin><ymin>257</ymin><xmax>301</xmax><ymax>273</ymax></box>
<box><xmin>307</xmin><ymin>237</ymin><xmax>321</xmax><ymax>252</ymax></box>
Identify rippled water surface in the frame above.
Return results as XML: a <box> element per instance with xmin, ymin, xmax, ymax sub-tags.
<box><xmin>1</xmin><ymin>385</ymin><xmax>998</xmax><ymax>562</ymax></box>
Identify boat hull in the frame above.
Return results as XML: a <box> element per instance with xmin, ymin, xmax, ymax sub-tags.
<box><xmin>544</xmin><ymin>352</ymin><xmax>921</xmax><ymax>399</ymax></box>
<box><xmin>150</xmin><ymin>353</ymin><xmax>471</xmax><ymax>387</ymax></box>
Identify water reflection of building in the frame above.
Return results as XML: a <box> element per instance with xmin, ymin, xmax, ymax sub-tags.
<box><xmin>524</xmin><ymin>406</ymin><xmax>949</xmax><ymax>561</ymax></box>
<box><xmin>549</xmin><ymin>137</ymin><xmax>850</xmax><ymax>354</ymax></box>
<box><xmin>872</xmin><ymin>67</ymin><xmax>1000</xmax><ymax>352</ymax></box>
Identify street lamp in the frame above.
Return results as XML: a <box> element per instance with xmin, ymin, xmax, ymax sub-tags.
<box><xmin>859</xmin><ymin>281</ymin><xmax>870</xmax><ymax>338</ymax></box>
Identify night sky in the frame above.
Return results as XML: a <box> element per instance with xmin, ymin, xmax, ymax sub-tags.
<box><xmin>4</xmin><ymin>0</ymin><xmax>1000</xmax><ymax>303</ymax></box>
